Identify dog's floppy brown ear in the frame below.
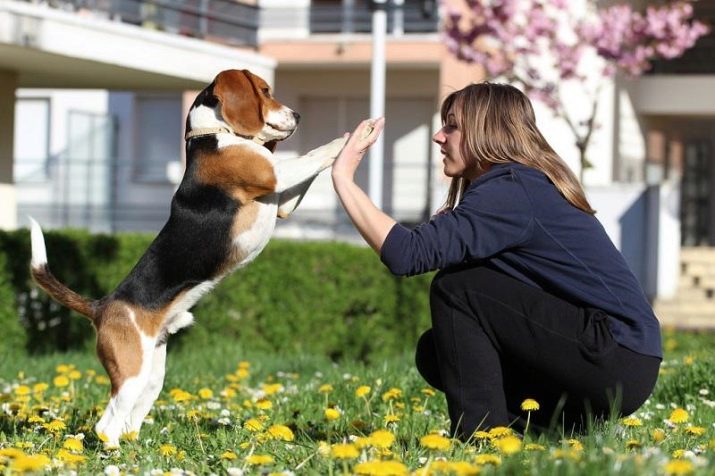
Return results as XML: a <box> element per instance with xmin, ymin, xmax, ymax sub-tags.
<box><xmin>214</xmin><ymin>70</ymin><xmax>264</xmax><ymax>137</ymax></box>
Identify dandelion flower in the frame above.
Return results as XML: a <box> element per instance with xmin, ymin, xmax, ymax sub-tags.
<box><xmin>255</xmin><ymin>399</ymin><xmax>273</xmax><ymax>410</ymax></box>
<box><xmin>684</xmin><ymin>426</ymin><xmax>705</xmax><ymax>436</ymax></box>
<box><xmin>473</xmin><ymin>430</ymin><xmax>492</xmax><ymax>441</ymax></box>
<box><xmin>330</xmin><ymin>443</ymin><xmax>360</xmax><ymax>460</ymax></box>
<box><xmin>159</xmin><ymin>444</ymin><xmax>177</xmax><ymax>456</ymax></box>
<box><xmin>245</xmin><ymin>454</ymin><xmax>274</xmax><ymax>465</ymax></box>
<box><xmin>0</xmin><ymin>448</ymin><xmax>26</xmax><ymax>458</ymax></box>
<box><xmin>9</xmin><ymin>454</ymin><xmax>51</xmax><ymax>472</ymax></box>
<box><xmin>198</xmin><ymin>388</ymin><xmax>213</xmax><ymax>399</ymax></box>
<box><xmin>621</xmin><ymin>416</ymin><xmax>642</xmax><ymax>427</ymax></box>
<box><xmin>474</xmin><ymin>454</ymin><xmax>501</xmax><ymax>466</ymax></box>
<box><xmin>381</xmin><ymin>388</ymin><xmax>403</xmax><ymax>402</ymax></box>
<box><xmin>220</xmin><ymin>451</ymin><xmax>238</xmax><ymax>460</ymax></box>
<box><xmin>56</xmin><ymin>449</ymin><xmax>87</xmax><ymax>465</ymax></box>
<box><xmin>63</xmin><ymin>437</ymin><xmax>84</xmax><ymax>453</ymax></box>
<box><xmin>420</xmin><ymin>433</ymin><xmax>451</xmax><ymax>451</ymax></box>
<box><xmin>261</xmin><ymin>383</ymin><xmax>283</xmax><ymax>395</ymax></box>
<box><xmin>421</xmin><ymin>388</ymin><xmax>436</xmax><ymax>397</ymax></box>
<box><xmin>356</xmin><ymin>386</ymin><xmax>371</xmax><ymax>398</ymax></box>
<box><xmin>669</xmin><ymin>408</ymin><xmax>689</xmax><ymax>424</ymax></box>
<box><xmin>493</xmin><ymin>435</ymin><xmax>522</xmax><ymax>455</ymax></box>
<box><xmin>369</xmin><ymin>430</ymin><xmax>396</xmax><ymax>449</ymax></box>
<box><xmin>520</xmin><ymin>398</ymin><xmax>540</xmax><ymax>411</ymax></box>
<box><xmin>44</xmin><ymin>419</ymin><xmax>66</xmax><ymax>433</ymax></box>
<box><xmin>652</xmin><ymin>429</ymin><xmax>667</xmax><ymax>443</ymax></box>
<box><xmin>354</xmin><ymin>459</ymin><xmax>408</xmax><ymax>476</ymax></box>
<box><xmin>244</xmin><ymin>418</ymin><xmax>264</xmax><ymax>432</ymax></box>
<box><xmin>319</xmin><ymin>384</ymin><xmax>334</xmax><ymax>393</ymax></box>
<box><xmin>383</xmin><ymin>414</ymin><xmax>400</xmax><ymax>425</ymax></box>
<box><xmin>68</xmin><ymin>370</ymin><xmax>82</xmax><ymax>380</ymax></box>
<box><xmin>525</xmin><ymin>443</ymin><xmax>546</xmax><ymax>451</ymax></box>
<box><xmin>14</xmin><ymin>385</ymin><xmax>31</xmax><ymax>396</ymax></box>
<box><xmin>53</xmin><ymin>375</ymin><xmax>70</xmax><ymax>387</ymax></box>
<box><xmin>664</xmin><ymin>459</ymin><xmax>694</xmax><ymax>475</ymax></box>
<box><xmin>488</xmin><ymin>426</ymin><xmax>512</xmax><ymax>438</ymax></box>
<box><xmin>625</xmin><ymin>439</ymin><xmax>642</xmax><ymax>449</ymax></box>
<box><xmin>324</xmin><ymin>408</ymin><xmax>341</xmax><ymax>421</ymax></box>
<box><xmin>267</xmin><ymin>424</ymin><xmax>295</xmax><ymax>442</ymax></box>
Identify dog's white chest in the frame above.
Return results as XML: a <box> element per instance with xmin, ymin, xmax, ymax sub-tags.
<box><xmin>233</xmin><ymin>198</ymin><xmax>278</xmax><ymax>267</ymax></box>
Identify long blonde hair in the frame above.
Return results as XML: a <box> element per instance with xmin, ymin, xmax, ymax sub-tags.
<box><xmin>440</xmin><ymin>82</ymin><xmax>595</xmax><ymax>214</ymax></box>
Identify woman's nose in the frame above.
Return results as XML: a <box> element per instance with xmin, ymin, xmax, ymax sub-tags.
<box><xmin>433</xmin><ymin>129</ymin><xmax>445</xmax><ymax>144</ymax></box>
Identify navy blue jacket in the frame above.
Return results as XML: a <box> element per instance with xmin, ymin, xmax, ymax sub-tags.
<box><xmin>380</xmin><ymin>162</ymin><xmax>662</xmax><ymax>358</ymax></box>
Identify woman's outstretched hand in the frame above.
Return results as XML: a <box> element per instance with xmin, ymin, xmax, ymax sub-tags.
<box><xmin>332</xmin><ymin>117</ymin><xmax>385</xmax><ymax>184</ymax></box>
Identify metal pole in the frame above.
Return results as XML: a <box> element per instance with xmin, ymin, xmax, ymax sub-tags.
<box><xmin>369</xmin><ymin>0</ymin><xmax>387</xmax><ymax>210</ymax></box>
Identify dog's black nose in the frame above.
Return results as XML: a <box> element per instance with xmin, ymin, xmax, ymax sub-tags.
<box><xmin>292</xmin><ymin>111</ymin><xmax>301</xmax><ymax>123</ymax></box>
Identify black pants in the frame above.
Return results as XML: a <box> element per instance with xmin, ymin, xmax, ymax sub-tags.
<box><xmin>415</xmin><ymin>265</ymin><xmax>660</xmax><ymax>439</ymax></box>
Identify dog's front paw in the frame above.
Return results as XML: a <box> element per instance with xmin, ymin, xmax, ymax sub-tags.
<box><xmin>309</xmin><ymin>136</ymin><xmax>348</xmax><ymax>162</ymax></box>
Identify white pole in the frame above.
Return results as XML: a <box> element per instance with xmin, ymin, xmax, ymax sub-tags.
<box><xmin>369</xmin><ymin>0</ymin><xmax>387</xmax><ymax>210</ymax></box>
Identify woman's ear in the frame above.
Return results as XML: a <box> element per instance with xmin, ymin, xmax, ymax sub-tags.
<box><xmin>213</xmin><ymin>70</ymin><xmax>264</xmax><ymax>137</ymax></box>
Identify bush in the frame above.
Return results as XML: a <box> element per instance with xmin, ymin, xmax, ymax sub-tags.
<box><xmin>0</xmin><ymin>229</ymin><xmax>433</xmax><ymax>361</ymax></box>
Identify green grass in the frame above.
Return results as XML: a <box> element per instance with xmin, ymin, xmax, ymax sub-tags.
<box><xmin>1</xmin><ymin>330</ymin><xmax>714</xmax><ymax>475</ymax></box>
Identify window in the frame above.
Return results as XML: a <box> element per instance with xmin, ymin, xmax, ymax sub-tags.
<box><xmin>134</xmin><ymin>94</ymin><xmax>182</xmax><ymax>183</ymax></box>
<box><xmin>14</xmin><ymin>98</ymin><xmax>50</xmax><ymax>182</ymax></box>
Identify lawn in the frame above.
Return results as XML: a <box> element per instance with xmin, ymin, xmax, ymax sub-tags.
<box><xmin>0</xmin><ymin>329</ymin><xmax>713</xmax><ymax>475</ymax></box>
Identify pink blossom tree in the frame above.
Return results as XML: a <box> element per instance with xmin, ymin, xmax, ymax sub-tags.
<box><xmin>442</xmin><ymin>0</ymin><xmax>709</xmax><ymax>181</ymax></box>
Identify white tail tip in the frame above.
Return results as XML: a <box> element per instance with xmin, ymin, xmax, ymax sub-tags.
<box><xmin>29</xmin><ymin>216</ymin><xmax>48</xmax><ymax>268</ymax></box>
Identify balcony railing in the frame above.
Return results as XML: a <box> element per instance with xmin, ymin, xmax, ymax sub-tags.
<box><xmin>309</xmin><ymin>1</ymin><xmax>438</xmax><ymax>34</ymax></box>
<box><xmin>22</xmin><ymin>0</ymin><xmax>259</xmax><ymax>47</ymax></box>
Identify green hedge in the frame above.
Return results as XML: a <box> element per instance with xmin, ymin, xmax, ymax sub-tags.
<box><xmin>0</xmin><ymin>229</ymin><xmax>433</xmax><ymax>362</ymax></box>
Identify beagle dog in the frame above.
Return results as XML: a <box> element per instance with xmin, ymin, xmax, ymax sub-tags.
<box><xmin>29</xmin><ymin>69</ymin><xmax>347</xmax><ymax>447</ymax></box>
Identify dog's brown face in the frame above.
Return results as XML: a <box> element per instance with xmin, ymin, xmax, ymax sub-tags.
<box><xmin>210</xmin><ymin>69</ymin><xmax>299</xmax><ymax>145</ymax></box>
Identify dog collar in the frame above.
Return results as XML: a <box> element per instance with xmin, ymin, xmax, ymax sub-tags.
<box><xmin>184</xmin><ymin>127</ymin><xmax>256</xmax><ymax>141</ymax></box>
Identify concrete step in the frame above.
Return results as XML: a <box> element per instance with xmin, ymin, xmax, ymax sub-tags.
<box><xmin>654</xmin><ymin>301</ymin><xmax>715</xmax><ymax>317</ymax></box>
<box><xmin>681</xmin><ymin>262</ymin><xmax>715</xmax><ymax>277</ymax></box>
<box><xmin>657</xmin><ymin>311</ymin><xmax>715</xmax><ymax>329</ymax></box>
<box><xmin>681</xmin><ymin>247</ymin><xmax>715</xmax><ymax>264</ymax></box>
<box><xmin>672</xmin><ymin>287</ymin><xmax>715</xmax><ymax>302</ymax></box>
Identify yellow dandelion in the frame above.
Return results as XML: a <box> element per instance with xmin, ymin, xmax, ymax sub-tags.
<box><xmin>198</xmin><ymin>388</ymin><xmax>213</xmax><ymax>400</ymax></box>
<box><xmin>672</xmin><ymin>449</ymin><xmax>686</xmax><ymax>459</ymax></box>
<box><xmin>95</xmin><ymin>375</ymin><xmax>110</xmax><ymax>386</ymax></box>
<box><xmin>44</xmin><ymin>419</ymin><xmax>66</xmax><ymax>433</ymax></box>
<box><xmin>32</xmin><ymin>383</ymin><xmax>49</xmax><ymax>394</ymax></box>
<box><xmin>55</xmin><ymin>364</ymin><xmax>72</xmax><ymax>373</ymax></box>
<box><xmin>267</xmin><ymin>424</ymin><xmax>294</xmax><ymax>442</ymax></box>
<box><xmin>62</xmin><ymin>438</ymin><xmax>84</xmax><ymax>453</ymax></box>
<box><xmin>356</xmin><ymin>385</ymin><xmax>371</xmax><ymax>398</ymax></box>
<box><xmin>9</xmin><ymin>454</ymin><xmax>51</xmax><ymax>472</ymax></box>
<box><xmin>220</xmin><ymin>451</ymin><xmax>238</xmax><ymax>460</ymax></box>
<box><xmin>525</xmin><ymin>443</ymin><xmax>546</xmax><ymax>451</ymax></box>
<box><xmin>324</xmin><ymin>408</ymin><xmax>341</xmax><ymax>421</ymax></box>
<box><xmin>53</xmin><ymin>375</ymin><xmax>70</xmax><ymax>387</ymax></box>
<box><xmin>68</xmin><ymin>370</ymin><xmax>82</xmax><ymax>380</ymax></box>
<box><xmin>621</xmin><ymin>416</ymin><xmax>643</xmax><ymax>427</ymax></box>
<box><xmin>488</xmin><ymin>426</ymin><xmax>512</xmax><ymax>438</ymax></box>
<box><xmin>384</xmin><ymin>414</ymin><xmax>400</xmax><ymax>425</ymax></box>
<box><xmin>319</xmin><ymin>384</ymin><xmax>334</xmax><ymax>393</ymax></box>
<box><xmin>420</xmin><ymin>433</ymin><xmax>451</xmax><ymax>451</ymax></box>
<box><xmin>330</xmin><ymin>443</ymin><xmax>360</xmax><ymax>460</ymax></box>
<box><xmin>493</xmin><ymin>435</ymin><xmax>522</xmax><ymax>455</ymax></box>
<box><xmin>244</xmin><ymin>418</ymin><xmax>264</xmax><ymax>432</ymax></box>
<box><xmin>256</xmin><ymin>399</ymin><xmax>273</xmax><ymax>410</ymax></box>
<box><xmin>369</xmin><ymin>429</ymin><xmax>396</xmax><ymax>449</ymax></box>
<box><xmin>664</xmin><ymin>459</ymin><xmax>694</xmax><ymax>475</ymax></box>
<box><xmin>684</xmin><ymin>426</ymin><xmax>706</xmax><ymax>436</ymax></box>
<box><xmin>159</xmin><ymin>444</ymin><xmax>177</xmax><ymax>456</ymax></box>
<box><xmin>473</xmin><ymin>430</ymin><xmax>492</xmax><ymax>441</ymax></box>
<box><xmin>354</xmin><ymin>459</ymin><xmax>408</xmax><ymax>476</ymax></box>
<box><xmin>354</xmin><ymin>436</ymin><xmax>373</xmax><ymax>449</ymax></box>
<box><xmin>381</xmin><ymin>388</ymin><xmax>403</xmax><ymax>402</ymax></box>
<box><xmin>421</xmin><ymin>387</ymin><xmax>436</xmax><ymax>397</ymax></box>
<box><xmin>245</xmin><ymin>454</ymin><xmax>274</xmax><ymax>465</ymax></box>
<box><xmin>564</xmin><ymin>439</ymin><xmax>584</xmax><ymax>451</ymax></box>
<box><xmin>14</xmin><ymin>385</ymin><xmax>31</xmax><ymax>396</ymax></box>
<box><xmin>0</xmin><ymin>447</ymin><xmax>26</xmax><ymax>458</ymax></box>
<box><xmin>652</xmin><ymin>428</ymin><xmax>667</xmax><ymax>443</ymax></box>
<box><xmin>169</xmin><ymin>388</ymin><xmax>193</xmax><ymax>403</ymax></box>
<box><xmin>261</xmin><ymin>383</ymin><xmax>283</xmax><ymax>395</ymax></box>
<box><xmin>474</xmin><ymin>453</ymin><xmax>501</xmax><ymax>466</ymax></box>
<box><xmin>520</xmin><ymin>398</ymin><xmax>540</xmax><ymax>411</ymax></box>
<box><xmin>55</xmin><ymin>449</ymin><xmax>86</xmax><ymax>465</ymax></box>
<box><xmin>27</xmin><ymin>415</ymin><xmax>45</xmax><ymax>424</ymax></box>
<box><xmin>669</xmin><ymin>408</ymin><xmax>689</xmax><ymax>424</ymax></box>
<box><xmin>625</xmin><ymin>439</ymin><xmax>642</xmax><ymax>450</ymax></box>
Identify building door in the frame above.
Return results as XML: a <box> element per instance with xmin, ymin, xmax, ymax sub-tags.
<box><xmin>680</xmin><ymin>138</ymin><xmax>712</xmax><ymax>246</ymax></box>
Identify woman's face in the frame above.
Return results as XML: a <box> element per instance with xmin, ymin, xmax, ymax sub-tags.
<box><xmin>433</xmin><ymin>109</ymin><xmax>471</xmax><ymax>179</ymax></box>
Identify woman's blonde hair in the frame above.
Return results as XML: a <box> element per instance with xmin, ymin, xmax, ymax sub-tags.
<box><xmin>440</xmin><ymin>82</ymin><xmax>595</xmax><ymax>214</ymax></box>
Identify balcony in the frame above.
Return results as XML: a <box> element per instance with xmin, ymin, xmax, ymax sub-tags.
<box><xmin>17</xmin><ymin>0</ymin><xmax>259</xmax><ymax>47</ymax></box>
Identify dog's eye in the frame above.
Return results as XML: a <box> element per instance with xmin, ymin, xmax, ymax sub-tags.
<box><xmin>262</xmin><ymin>88</ymin><xmax>271</xmax><ymax>97</ymax></box>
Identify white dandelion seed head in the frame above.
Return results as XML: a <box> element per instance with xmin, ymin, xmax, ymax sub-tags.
<box><xmin>226</xmin><ymin>468</ymin><xmax>244</xmax><ymax>476</ymax></box>
<box><xmin>699</xmin><ymin>389</ymin><xmax>709</xmax><ymax>396</ymax></box>
<box><xmin>207</xmin><ymin>402</ymin><xmax>221</xmax><ymax>410</ymax></box>
<box><xmin>103</xmin><ymin>465</ymin><xmax>120</xmax><ymax>476</ymax></box>
<box><xmin>220</xmin><ymin>409</ymin><xmax>231</xmax><ymax>417</ymax></box>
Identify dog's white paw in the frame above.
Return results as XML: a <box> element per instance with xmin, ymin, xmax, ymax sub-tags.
<box><xmin>166</xmin><ymin>311</ymin><xmax>194</xmax><ymax>335</ymax></box>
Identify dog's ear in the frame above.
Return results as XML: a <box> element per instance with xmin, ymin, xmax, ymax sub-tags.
<box><xmin>263</xmin><ymin>140</ymin><xmax>278</xmax><ymax>153</ymax></box>
<box><xmin>213</xmin><ymin>70</ymin><xmax>264</xmax><ymax>137</ymax></box>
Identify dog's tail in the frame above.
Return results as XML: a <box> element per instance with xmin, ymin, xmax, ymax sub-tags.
<box><xmin>29</xmin><ymin>217</ymin><xmax>96</xmax><ymax>321</ymax></box>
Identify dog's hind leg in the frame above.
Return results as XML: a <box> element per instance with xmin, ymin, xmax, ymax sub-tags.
<box><xmin>127</xmin><ymin>341</ymin><xmax>167</xmax><ymax>434</ymax></box>
<box><xmin>94</xmin><ymin>319</ymin><xmax>155</xmax><ymax>448</ymax></box>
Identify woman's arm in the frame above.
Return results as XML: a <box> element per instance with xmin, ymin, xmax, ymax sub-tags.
<box><xmin>331</xmin><ymin>118</ymin><xmax>396</xmax><ymax>254</ymax></box>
